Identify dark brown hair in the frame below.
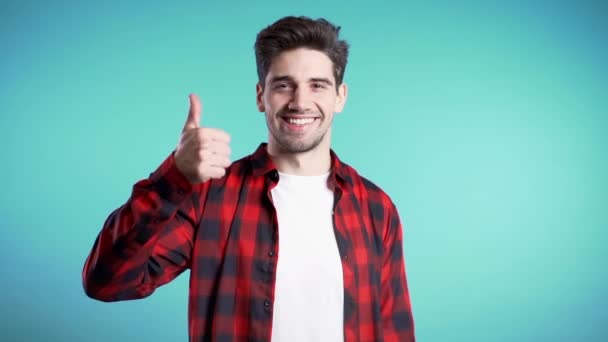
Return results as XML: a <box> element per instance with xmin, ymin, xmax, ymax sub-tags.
<box><xmin>254</xmin><ymin>16</ymin><xmax>350</xmax><ymax>90</ymax></box>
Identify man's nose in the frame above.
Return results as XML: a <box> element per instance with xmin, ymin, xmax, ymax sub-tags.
<box><xmin>288</xmin><ymin>87</ymin><xmax>312</xmax><ymax>112</ymax></box>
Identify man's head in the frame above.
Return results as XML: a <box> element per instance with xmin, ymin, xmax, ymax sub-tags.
<box><xmin>254</xmin><ymin>16</ymin><xmax>350</xmax><ymax>155</ymax></box>
<box><xmin>254</xmin><ymin>16</ymin><xmax>350</xmax><ymax>91</ymax></box>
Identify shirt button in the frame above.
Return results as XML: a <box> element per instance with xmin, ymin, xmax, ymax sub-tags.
<box><xmin>268</xmin><ymin>251</ymin><xmax>274</xmax><ymax>257</ymax></box>
<box><xmin>264</xmin><ymin>300</ymin><xmax>271</xmax><ymax>307</ymax></box>
<box><xmin>269</xmin><ymin>170</ymin><xmax>279</xmax><ymax>181</ymax></box>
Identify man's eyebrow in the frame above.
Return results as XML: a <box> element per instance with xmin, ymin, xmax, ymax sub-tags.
<box><xmin>269</xmin><ymin>75</ymin><xmax>295</xmax><ymax>84</ymax></box>
<box><xmin>268</xmin><ymin>76</ymin><xmax>334</xmax><ymax>86</ymax></box>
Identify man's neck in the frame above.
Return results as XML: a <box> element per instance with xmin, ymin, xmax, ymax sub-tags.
<box><xmin>267</xmin><ymin>142</ymin><xmax>331</xmax><ymax>176</ymax></box>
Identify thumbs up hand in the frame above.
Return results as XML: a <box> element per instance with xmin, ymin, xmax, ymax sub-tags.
<box><xmin>175</xmin><ymin>94</ymin><xmax>232</xmax><ymax>184</ymax></box>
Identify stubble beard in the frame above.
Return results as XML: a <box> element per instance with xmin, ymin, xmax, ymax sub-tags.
<box><xmin>272</xmin><ymin>129</ymin><xmax>325</xmax><ymax>153</ymax></box>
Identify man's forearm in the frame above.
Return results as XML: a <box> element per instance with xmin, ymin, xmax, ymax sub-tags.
<box><xmin>82</xmin><ymin>153</ymin><xmax>197</xmax><ymax>302</ymax></box>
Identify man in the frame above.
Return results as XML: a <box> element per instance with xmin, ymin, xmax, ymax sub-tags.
<box><xmin>82</xmin><ymin>16</ymin><xmax>415</xmax><ymax>341</ymax></box>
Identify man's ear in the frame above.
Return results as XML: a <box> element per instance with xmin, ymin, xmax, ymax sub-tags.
<box><xmin>256</xmin><ymin>83</ymin><xmax>265</xmax><ymax>112</ymax></box>
<box><xmin>334</xmin><ymin>82</ymin><xmax>348</xmax><ymax>113</ymax></box>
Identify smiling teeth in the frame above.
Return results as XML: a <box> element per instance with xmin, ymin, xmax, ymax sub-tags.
<box><xmin>288</xmin><ymin>118</ymin><xmax>315</xmax><ymax>125</ymax></box>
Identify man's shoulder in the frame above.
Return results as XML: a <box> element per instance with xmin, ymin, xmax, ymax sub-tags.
<box><xmin>340</xmin><ymin>161</ymin><xmax>402</xmax><ymax>231</ymax></box>
<box><xmin>339</xmin><ymin>159</ymin><xmax>394</xmax><ymax>203</ymax></box>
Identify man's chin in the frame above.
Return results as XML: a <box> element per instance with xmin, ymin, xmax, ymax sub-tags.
<box><xmin>277</xmin><ymin>139</ymin><xmax>321</xmax><ymax>154</ymax></box>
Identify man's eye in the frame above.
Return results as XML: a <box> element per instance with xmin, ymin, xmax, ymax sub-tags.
<box><xmin>312</xmin><ymin>83</ymin><xmax>327</xmax><ymax>89</ymax></box>
<box><xmin>274</xmin><ymin>83</ymin><xmax>291</xmax><ymax>90</ymax></box>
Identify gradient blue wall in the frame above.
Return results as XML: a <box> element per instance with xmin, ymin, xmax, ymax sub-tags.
<box><xmin>1</xmin><ymin>0</ymin><xmax>606</xmax><ymax>341</ymax></box>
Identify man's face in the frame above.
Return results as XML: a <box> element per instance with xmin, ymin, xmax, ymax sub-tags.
<box><xmin>256</xmin><ymin>48</ymin><xmax>347</xmax><ymax>154</ymax></box>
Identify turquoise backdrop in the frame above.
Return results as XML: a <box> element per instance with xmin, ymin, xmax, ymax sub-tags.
<box><xmin>1</xmin><ymin>0</ymin><xmax>607</xmax><ymax>341</ymax></box>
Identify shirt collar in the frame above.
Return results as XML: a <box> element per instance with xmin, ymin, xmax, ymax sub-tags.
<box><xmin>249</xmin><ymin>142</ymin><xmax>352</xmax><ymax>191</ymax></box>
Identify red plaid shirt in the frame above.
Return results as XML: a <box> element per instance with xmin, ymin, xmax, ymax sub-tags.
<box><xmin>82</xmin><ymin>143</ymin><xmax>415</xmax><ymax>341</ymax></box>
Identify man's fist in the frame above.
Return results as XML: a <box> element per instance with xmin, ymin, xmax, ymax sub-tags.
<box><xmin>175</xmin><ymin>94</ymin><xmax>231</xmax><ymax>184</ymax></box>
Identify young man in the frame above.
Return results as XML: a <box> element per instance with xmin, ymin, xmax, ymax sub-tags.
<box><xmin>83</xmin><ymin>16</ymin><xmax>415</xmax><ymax>341</ymax></box>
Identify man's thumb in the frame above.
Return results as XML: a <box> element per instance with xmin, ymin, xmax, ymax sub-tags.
<box><xmin>183</xmin><ymin>93</ymin><xmax>202</xmax><ymax>131</ymax></box>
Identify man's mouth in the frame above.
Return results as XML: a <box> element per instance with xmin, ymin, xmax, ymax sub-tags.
<box><xmin>282</xmin><ymin>117</ymin><xmax>318</xmax><ymax>126</ymax></box>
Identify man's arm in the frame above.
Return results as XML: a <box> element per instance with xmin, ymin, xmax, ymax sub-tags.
<box><xmin>82</xmin><ymin>93</ymin><xmax>231</xmax><ymax>302</ymax></box>
<box><xmin>82</xmin><ymin>153</ymin><xmax>200</xmax><ymax>302</ymax></box>
<box><xmin>381</xmin><ymin>201</ymin><xmax>416</xmax><ymax>341</ymax></box>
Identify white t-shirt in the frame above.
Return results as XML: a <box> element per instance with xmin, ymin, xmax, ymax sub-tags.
<box><xmin>270</xmin><ymin>171</ymin><xmax>344</xmax><ymax>342</ymax></box>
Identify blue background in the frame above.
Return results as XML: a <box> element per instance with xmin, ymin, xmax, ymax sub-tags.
<box><xmin>1</xmin><ymin>0</ymin><xmax>607</xmax><ymax>341</ymax></box>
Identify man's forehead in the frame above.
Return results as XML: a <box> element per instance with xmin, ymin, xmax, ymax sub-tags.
<box><xmin>266</xmin><ymin>48</ymin><xmax>334</xmax><ymax>82</ymax></box>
